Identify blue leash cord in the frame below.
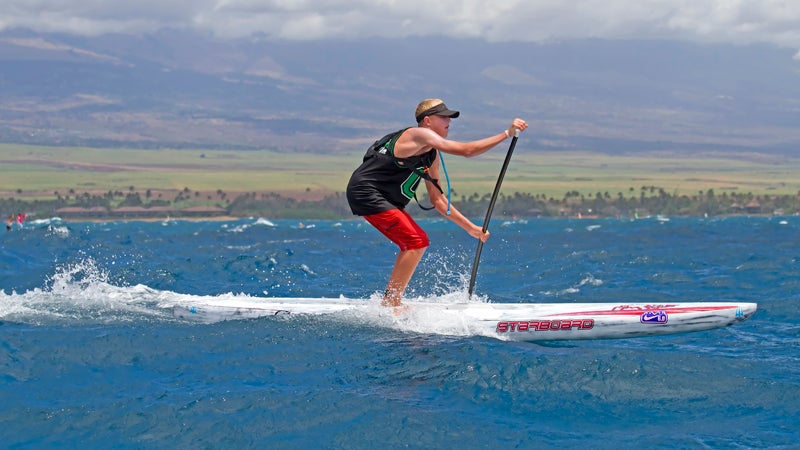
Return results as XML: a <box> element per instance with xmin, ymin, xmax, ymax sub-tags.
<box><xmin>438</xmin><ymin>150</ymin><xmax>452</xmax><ymax>216</ymax></box>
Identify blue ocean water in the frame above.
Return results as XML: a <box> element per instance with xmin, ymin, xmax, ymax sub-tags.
<box><xmin>1</xmin><ymin>216</ymin><xmax>798</xmax><ymax>448</ymax></box>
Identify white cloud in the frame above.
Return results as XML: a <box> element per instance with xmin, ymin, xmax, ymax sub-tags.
<box><xmin>2</xmin><ymin>0</ymin><xmax>800</xmax><ymax>51</ymax></box>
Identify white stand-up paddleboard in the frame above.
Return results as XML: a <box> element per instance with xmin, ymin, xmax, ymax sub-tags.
<box><xmin>173</xmin><ymin>298</ymin><xmax>757</xmax><ymax>342</ymax></box>
<box><xmin>173</xmin><ymin>135</ymin><xmax>757</xmax><ymax>342</ymax></box>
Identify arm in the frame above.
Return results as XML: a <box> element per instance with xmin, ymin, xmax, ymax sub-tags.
<box><xmin>395</xmin><ymin>118</ymin><xmax>528</xmax><ymax>158</ymax></box>
<box><xmin>424</xmin><ymin>157</ymin><xmax>489</xmax><ymax>242</ymax></box>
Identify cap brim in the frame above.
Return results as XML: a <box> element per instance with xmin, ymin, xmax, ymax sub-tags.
<box><xmin>416</xmin><ymin>103</ymin><xmax>461</xmax><ymax>122</ymax></box>
<box><xmin>441</xmin><ymin>109</ymin><xmax>460</xmax><ymax>118</ymax></box>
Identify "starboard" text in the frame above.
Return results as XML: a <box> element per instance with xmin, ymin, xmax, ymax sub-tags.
<box><xmin>496</xmin><ymin>319</ymin><xmax>595</xmax><ymax>333</ymax></box>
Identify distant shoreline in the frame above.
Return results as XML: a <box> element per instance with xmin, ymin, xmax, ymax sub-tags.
<box><xmin>5</xmin><ymin>185</ymin><xmax>799</xmax><ymax>223</ymax></box>
<box><xmin>24</xmin><ymin>211</ymin><xmax>796</xmax><ymax>225</ymax></box>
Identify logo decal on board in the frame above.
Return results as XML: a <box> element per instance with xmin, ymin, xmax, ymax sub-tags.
<box><xmin>496</xmin><ymin>319</ymin><xmax>595</xmax><ymax>333</ymax></box>
<box><xmin>640</xmin><ymin>310</ymin><xmax>668</xmax><ymax>324</ymax></box>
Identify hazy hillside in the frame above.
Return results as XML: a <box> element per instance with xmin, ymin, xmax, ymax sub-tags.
<box><xmin>0</xmin><ymin>28</ymin><xmax>798</xmax><ymax>154</ymax></box>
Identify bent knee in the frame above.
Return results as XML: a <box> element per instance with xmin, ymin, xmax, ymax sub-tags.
<box><xmin>400</xmin><ymin>234</ymin><xmax>429</xmax><ymax>251</ymax></box>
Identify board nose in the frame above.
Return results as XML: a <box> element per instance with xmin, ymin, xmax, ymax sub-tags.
<box><xmin>738</xmin><ymin>303</ymin><xmax>758</xmax><ymax>320</ymax></box>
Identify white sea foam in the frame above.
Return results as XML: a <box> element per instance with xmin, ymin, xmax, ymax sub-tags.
<box><xmin>46</xmin><ymin>224</ymin><xmax>70</xmax><ymax>238</ymax></box>
<box><xmin>255</xmin><ymin>218</ymin><xmax>276</xmax><ymax>227</ymax></box>
<box><xmin>0</xmin><ymin>256</ymin><xmax>486</xmax><ymax>340</ymax></box>
<box><xmin>0</xmin><ymin>259</ymin><xmax>182</xmax><ymax>324</ymax></box>
<box><xmin>28</xmin><ymin>217</ymin><xmax>63</xmax><ymax>226</ymax></box>
<box><xmin>222</xmin><ymin>217</ymin><xmax>277</xmax><ymax>233</ymax></box>
<box><xmin>540</xmin><ymin>273</ymin><xmax>603</xmax><ymax>297</ymax></box>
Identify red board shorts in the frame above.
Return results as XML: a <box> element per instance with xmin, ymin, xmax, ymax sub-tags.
<box><xmin>364</xmin><ymin>209</ymin><xmax>430</xmax><ymax>251</ymax></box>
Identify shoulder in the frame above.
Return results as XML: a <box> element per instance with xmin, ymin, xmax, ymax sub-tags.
<box><xmin>399</xmin><ymin>126</ymin><xmax>434</xmax><ymax>139</ymax></box>
<box><xmin>395</xmin><ymin>127</ymin><xmax>439</xmax><ymax>157</ymax></box>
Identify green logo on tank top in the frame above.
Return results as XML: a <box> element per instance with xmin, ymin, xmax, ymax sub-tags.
<box><xmin>401</xmin><ymin>172</ymin><xmax>422</xmax><ymax>199</ymax></box>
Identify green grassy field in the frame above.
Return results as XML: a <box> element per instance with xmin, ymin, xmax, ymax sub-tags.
<box><xmin>1</xmin><ymin>143</ymin><xmax>798</xmax><ymax>200</ymax></box>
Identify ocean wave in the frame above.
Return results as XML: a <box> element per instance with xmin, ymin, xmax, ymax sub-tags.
<box><xmin>0</xmin><ymin>257</ymin><xmax>496</xmax><ymax>341</ymax></box>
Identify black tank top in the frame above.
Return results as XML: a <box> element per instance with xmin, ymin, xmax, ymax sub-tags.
<box><xmin>346</xmin><ymin>128</ymin><xmax>440</xmax><ymax>216</ymax></box>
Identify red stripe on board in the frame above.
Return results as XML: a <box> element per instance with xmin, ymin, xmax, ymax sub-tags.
<box><xmin>546</xmin><ymin>305</ymin><xmax>738</xmax><ymax>317</ymax></box>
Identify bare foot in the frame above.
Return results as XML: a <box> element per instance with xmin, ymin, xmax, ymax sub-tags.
<box><xmin>392</xmin><ymin>305</ymin><xmax>410</xmax><ymax>316</ymax></box>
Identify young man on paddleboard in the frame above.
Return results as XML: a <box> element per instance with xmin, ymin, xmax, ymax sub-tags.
<box><xmin>346</xmin><ymin>98</ymin><xmax>527</xmax><ymax>306</ymax></box>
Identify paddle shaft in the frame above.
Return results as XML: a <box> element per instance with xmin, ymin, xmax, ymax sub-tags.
<box><xmin>468</xmin><ymin>134</ymin><xmax>519</xmax><ymax>297</ymax></box>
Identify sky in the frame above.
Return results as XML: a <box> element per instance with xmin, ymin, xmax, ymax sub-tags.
<box><xmin>2</xmin><ymin>0</ymin><xmax>800</xmax><ymax>59</ymax></box>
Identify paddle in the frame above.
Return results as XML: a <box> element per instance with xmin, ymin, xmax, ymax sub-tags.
<box><xmin>468</xmin><ymin>131</ymin><xmax>519</xmax><ymax>297</ymax></box>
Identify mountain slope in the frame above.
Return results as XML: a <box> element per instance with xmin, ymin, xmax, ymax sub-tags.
<box><xmin>1</xmin><ymin>28</ymin><xmax>798</xmax><ymax>154</ymax></box>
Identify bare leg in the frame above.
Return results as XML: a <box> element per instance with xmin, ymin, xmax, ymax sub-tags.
<box><xmin>382</xmin><ymin>247</ymin><xmax>427</xmax><ymax>306</ymax></box>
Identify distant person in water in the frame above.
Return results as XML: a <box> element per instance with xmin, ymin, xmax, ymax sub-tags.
<box><xmin>5</xmin><ymin>215</ymin><xmax>12</xmax><ymax>231</ymax></box>
<box><xmin>346</xmin><ymin>98</ymin><xmax>528</xmax><ymax>307</ymax></box>
<box><xmin>16</xmin><ymin>212</ymin><xmax>26</xmax><ymax>227</ymax></box>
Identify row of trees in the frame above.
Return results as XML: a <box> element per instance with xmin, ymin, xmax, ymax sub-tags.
<box><xmin>2</xmin><ymin>186</ymin><xmax>799</xmax><ymax>220</ymax></box>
